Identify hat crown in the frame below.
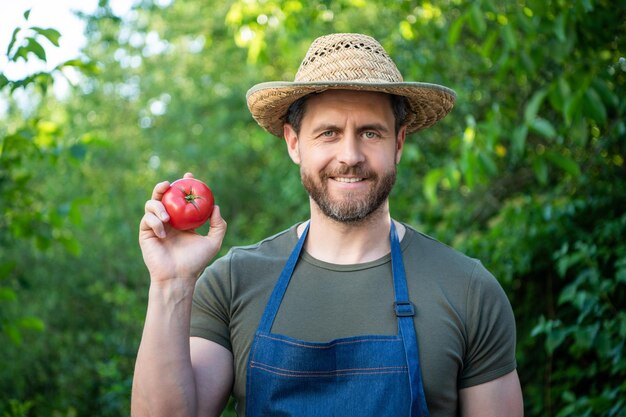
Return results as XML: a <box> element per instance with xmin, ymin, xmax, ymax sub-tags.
<box><xmin>294</xmin><ymin>33</ymin><xmax>404</xmax><ymax>83</ymax></box>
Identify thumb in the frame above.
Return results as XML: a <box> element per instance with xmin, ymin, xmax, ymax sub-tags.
<box><xmin>207</xmin><ymin>205</ymin><xmax>227</xmax><ymax>242</ymax></box>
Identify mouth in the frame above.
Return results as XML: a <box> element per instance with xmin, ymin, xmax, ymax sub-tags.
<box><xmin>332</xmin><ymin>177</ymin><xmax>365</xmax><ymax>183</ymax></box>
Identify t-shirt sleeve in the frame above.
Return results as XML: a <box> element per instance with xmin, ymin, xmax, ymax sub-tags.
<box><xmin>190</xmin><ymin>253</ymin><xmax>233</xmax><ymax>352</ymax></box>
<box><xmin>459</xmin><ymin>260</ymin><xmax>517</xmax><ymax>388</ymax></box>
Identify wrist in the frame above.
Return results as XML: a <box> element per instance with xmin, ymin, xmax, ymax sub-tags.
<box><xmin>148</xmin><ymin>278</ymin><xmax>196</xmax><ymax>300</ymax></box>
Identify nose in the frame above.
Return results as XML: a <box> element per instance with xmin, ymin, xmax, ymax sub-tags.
<box><xmin>336</xmin><ymin>133</ymin><xmax>365</xmax><ymax>166</ymax></box>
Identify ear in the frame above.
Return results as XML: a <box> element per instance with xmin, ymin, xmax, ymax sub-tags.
<box><xmin>284</xmin><ymin>124</ymin><xmax>301</xmax><ymax>164</ymax></box>
<box><xmin>394</xmin><ymin>125</ymin><xmax>407</xmax><ymax>164</ymax></box>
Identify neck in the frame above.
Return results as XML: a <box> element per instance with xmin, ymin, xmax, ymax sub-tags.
<box><xmin>298</xmin><ymin>201</ymin><xmax>405</xmax><ymax>264</ymax></box>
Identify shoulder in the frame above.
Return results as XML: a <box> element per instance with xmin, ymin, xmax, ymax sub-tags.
<box><xmin>200</xmin><ymin>223</ymin><xmax>301</xmax><ymax>288</ymax></box>
<box><xmin>226</xmin><ymin>223</ymin><xmax>299</xmax><ymax>264</ymax></box>
<box><xmin>400</xmin><ymin>223</ymin><xmax>508</xmax><ymax>317</ymax></box>
<box><xmin>401</xmin><ymin>223</ymin><xmax>484</xmax><ymax>278</ymax></box>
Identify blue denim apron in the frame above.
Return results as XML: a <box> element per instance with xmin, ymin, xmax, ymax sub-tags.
<box><xmin>245</xmin><ymin>222</ymin><xmax>430</xmax><ymax>417</ymax></box>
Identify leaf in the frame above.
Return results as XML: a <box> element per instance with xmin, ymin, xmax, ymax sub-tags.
<box><xmin>524</xmin><ymin>89</ymin><xmax>547</xmax><ymax>123</ymax></box>
<box><xmin>13</xmin><ymin>38</ymin><xmax>47</xmax><ymax>63</ymax></box>
<box><xmin>399</xmin><ymin>21</ymin><xmax>415</xmax><ymax>41</ymax></box>
<box><xmin>80</xmin><ymin>132</ymin><xmax>110</xmax><ymax>147</ymax></box>
<box><xmin>462</xmin><ymin>151</ymin><xmax>478</xmax><ymax>189</ymax></box>
<box><xmin>11</xmin><ymin>46</ymin><xmax>29</xmax><ymax>62</ymax></box>
<box><xmin>530</xmin><ymin>315</ymin><xmax>547</xmax><ymax>337</ymax></box>
<box><xmin>556</xmin><ymin>404</ymin><xmax>577</xmax><ymax>417</ymax></box>
<box><xmin>545</xmin><ymin>151</ymin><xmax>581</xmax><ymax>177</ymax></box>
<box><xmin>18</xmin><ymin>316</ymin><xmax>45</xmax><ymax>332</ymax></box>
<box><xmin>31</xmin><ymin>27</ymin><xmax>61</xmax><ymax>47</ymax></box>
<box><xmin>6</xmin><ymin>27</ymin><xmax>20</xmax><ymax>56</ymax></box>
<box><xmin>553</xmin><ymin>13</ymin><xmax>566</xmax><ymax>42</ymax></box>
<box><xmin>60</xmin><ymin>236</ymin><xmax>82</xmax><ymax>256</ymax></box>
<box><xmin>548</xmin><ymin>77</ymin><xmax>571</xmax><ymax>112</ymax></box>
<box><xmin>563</xmin><ymin>92</ymin><xmax>583</xmax><ymax>127</ymax></box>
<box><xmin>469</xmin><ymin>4</ymin><xmax>486</xmax><ymax>35</ymax></box>
<box><xmin>562</xmin><ymin>391</ymin><xmax>576</xmax><ymax>403</ymax></box>
<box><xmin>445</xmin><ymin>164</ymin><xmax>461</xmax><ymax>189</ymax></box>
<box><xmin>502</xmin><ymin>24</ymin><xmax>517</xmax><ymax>50</ymax></box>
<box><xmin>520</xmin><ymin>50</ymin><xmax>535</xmax><ymax>74</ymax></box>
<box><xmin>448</xmin><ymin>14</ymin><xmax>466</xmax><ymax>46</ymax></box>
<box><xmin>478</xmin><ymin>151</ymin><xmax>498</xmax><ymax>176</ymax></box>
<box><xmin>546</xmin><ymin>327</ymin><xmax>568</xmax><ymax>354</ymax></box>
<box><xmin>591</xmin><ymin>78</ymin><xmax>619</xmax><ymax>108</ymax></box>
<box><xmin>424</xmin><ymin>168</ymin><xmax>444</xmax><ymax>204</ymax></box>
<box><xmin>511</xmin><ymin>125</ymin><xmax>528</xmax><ymax>159</ymax></box>
<box><xmin>529</xmin><ymin>117</ymin><xmax>557</xmax><ymax>139</ymax></box>
<box><xmin>479</xmin><ymin>31</ymin><xmax>498</xmax><ymax>58</ymax></box>
<box><xmin>595</xmin><ymin>330</ymin><xmax>612</xmax><ymax>359</ymax></box>
<box><xmin>61</xmin><ymin>58</ymin><xmax>84</xmax><ymax>67</ymax></box>
<box><xmin>569</xmin><ymin>118</ymin><xmax>589</xmax><ymax>146</ymax></box>
<box><xmin>0</xmin><ymin>287</ymin><xmax>17</xmax><ymax>301</ymax></box>
<box><xmin>558</xmin><ymin>283</ymin><xmax>578</xmax><ymax>305</ymax></box>
<box><xmin>574</xmin><ymin>323</ymin><xmax>599</xmax><ymax>351</ymax></box>
<box><xmin>0</xmin><ymin>73</ymin><xmax>9</xmax><ymax>90</ymax></box>
<box><xmin>4</xmin><ymin>324</ymin><xmax>23</xmax><ymax>345</ymax></box>
<box><xmin>533</xmin><ymin>157</ymin><xmax>549</xmax><ymax>185</ymax></box>
<box><xmin>531</xmin><ymin>317</ymin><xmax>569</xmax><ymax>354</ymax></box>
<box><xmin>27</xmin><ymin>37</ymin><xmax>47</xmax><ymax>61</ymax></box>
<box><xmin>583</xmin><ymin>87</ymin><xmax>607</xmax><ymax>125</ymax></box>
<box><xmin>0</xmin><ymin>261</ymin><xmax>16</xmax><ymax>279</ymax></box>
<box><xmin>68</xmin><ymin>198</ymin><xmax>86</xmax><ymax>226</ymax></box>
<box><xmin>33</xmin><ymin>72</ymin><xmax>53</xmax><ymax>95</ymax></box>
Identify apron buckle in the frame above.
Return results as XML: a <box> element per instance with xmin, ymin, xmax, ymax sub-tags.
<box><xmin>394</xmin><ymin>301</ymin><xmax>416</xmax><ymax>317</ymax></box>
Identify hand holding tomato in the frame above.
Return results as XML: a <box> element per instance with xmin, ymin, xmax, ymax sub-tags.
<box><xmin>139</xmin><ymin>173</ymin><xmax>227</xmax><ymax>285</ymax></box>
<box><xmin>161</xmin><ymin>178</ymin><xmax>214</xmax><ymax>230</ymax></box>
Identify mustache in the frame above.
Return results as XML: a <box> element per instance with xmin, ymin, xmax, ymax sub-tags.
<box><xmin>321</xmin><ymin>166</ymin><xmax>376</xmax><ymax>179</ymax></box>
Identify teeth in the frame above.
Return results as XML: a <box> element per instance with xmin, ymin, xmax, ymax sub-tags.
<box><xmin>334</xmin><ymin>177</ymin><xmax>363</xmax><ymax>183</ymax></box>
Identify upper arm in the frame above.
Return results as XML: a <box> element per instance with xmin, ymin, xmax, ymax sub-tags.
<box><xmin>459</xmin><ymin>370</ymin><xmax>523</xmax><ymax>417</ymax></box>
<box><xmin>191</xmin><ymin>337</ymin><xmax>234</xmax><ymax>417</ymax></box>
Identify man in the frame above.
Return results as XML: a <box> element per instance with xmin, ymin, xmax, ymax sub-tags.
<box><xmin>132</xmin><ymin>33</ymin><xmax>523</xmax><ymax>417</ymax></box>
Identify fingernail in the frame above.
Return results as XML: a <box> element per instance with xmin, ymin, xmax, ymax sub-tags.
<box><xmin>159</xmin><ymin>230</ymin><xmax>166</xmax><ymax>238</ymax></box>
<box><xmin>160</xmin><ymin>212</ymin><xmax>169</xmax><ymax>221</ymax></box>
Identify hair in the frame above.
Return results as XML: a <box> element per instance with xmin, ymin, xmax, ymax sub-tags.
<box><xmin>285</xmin><ymin>92</ymin><xmax>411</xmax><ymax>135</ymax></box>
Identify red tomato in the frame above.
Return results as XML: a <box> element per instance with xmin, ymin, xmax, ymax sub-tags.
<box><xmin>161</xmin><ymin>178</ymin><xmax>214</xmax><ymax>230</ymax></box>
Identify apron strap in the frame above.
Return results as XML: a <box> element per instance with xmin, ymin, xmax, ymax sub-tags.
<box><xmin>256</xmin><ymin>222</ymin><xmax>310</xmax><ymax>333</ymax></box>
<box><xmin>390</xmin><ymin>221</ymin><xmax>430</xmax><ymax>417</ymax></box>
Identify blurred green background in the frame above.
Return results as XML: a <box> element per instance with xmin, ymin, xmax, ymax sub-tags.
<box><xmin>1</xmin><ymin>0</ymin><xmax>625</xmax><ymax>416</ymax></box>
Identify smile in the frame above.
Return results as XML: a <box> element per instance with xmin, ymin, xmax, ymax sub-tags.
<box><xmin>333</xmin><ymin>177</ymin><xmax>364</xmax><ymax>183</ymax></box>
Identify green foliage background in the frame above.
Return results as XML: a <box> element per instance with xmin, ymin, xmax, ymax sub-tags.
<box><xmin>1</xmin><ymin>0</ymin><xmax>625</xmax><ymax>416</ymax></box>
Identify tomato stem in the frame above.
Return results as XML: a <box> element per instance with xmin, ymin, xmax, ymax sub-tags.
<box><xmin>178</xmin><ymin>186</ymin><xmax>205</xmax><ymax>210</ymax></box>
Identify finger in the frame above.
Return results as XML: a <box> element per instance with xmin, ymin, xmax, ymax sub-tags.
<box><xmin>145</xmin><ymin>200</ymin><xmax>170</xmax><ymax>222</ymax></box>
<box><xmin>207</xmin><ymin>205</ymin><xmax>227</xmax><ymax>242</ymax></box>
<box><xmin>151</xmin><ymin>180</ymin><xmax>171</xmax><ymax>201</ymax></box>
<box><xmin>140</xmin><ymin>212</ymin><xmax>167</xmax><ymax>239</ymax></box>
<box><xmin>183</xmin><ymin>172</ymin><xmax>194</xmax><ymax>179</ymax></box>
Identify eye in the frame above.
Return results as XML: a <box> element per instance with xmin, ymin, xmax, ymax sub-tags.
<box><xmin>363</xmin><ymin>131</ymin><xmax>380</xmax><ymax>139</ymax></box>
<box><xmin>321</xmin><ymin>130</ymin><xmax>335</xmax><ymax>138</ymax></box>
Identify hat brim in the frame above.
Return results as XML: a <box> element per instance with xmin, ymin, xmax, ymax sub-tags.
<box><xmin>246</xmin><ymin>81</ymin><xmax>456</xmax><ymax>137</ymax></box>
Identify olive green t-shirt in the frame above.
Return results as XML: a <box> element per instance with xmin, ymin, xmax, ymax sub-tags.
<box><xmin>191</xmin><ymin>222</ymin><xmax>517</xmax><ymax>417</ymax></box>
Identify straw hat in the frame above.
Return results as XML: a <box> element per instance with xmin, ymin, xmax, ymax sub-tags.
<box><xmin>246</xmin><ymin>33</ymin><xmax>456</xmax><ymax>137</ymax></box>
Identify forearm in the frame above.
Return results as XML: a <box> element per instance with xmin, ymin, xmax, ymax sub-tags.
<box><xmin>131</xmin><ymin>280</ymin><xmax>198</xmax><ymax>417</ymax></box>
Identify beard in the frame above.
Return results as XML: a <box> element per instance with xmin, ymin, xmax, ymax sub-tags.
<box><xmin>301</xmin><ymin>164</ymin><xmax>397</xmax><ymax>224</ymax></box>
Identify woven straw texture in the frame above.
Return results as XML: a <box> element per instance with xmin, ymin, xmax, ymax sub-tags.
<box><xmin>247</xmin><ymin>33</ymin><xmax>456</xmax><ymax>137</ymax></box>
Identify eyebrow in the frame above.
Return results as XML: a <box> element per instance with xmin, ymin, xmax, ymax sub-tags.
<box><xmin>358</xmin><ymin>123</ymin><xmax>390</xmax><ymax>134</ymax></box>
<box><xmin>311</xmin><ymin>123</ymin><xmax>391</xmax><ymax>134</ymax></box>
<box><xmin>311</xmin><ymin>123</ymin><xmax>340</xmax><ymax>134</ymax></box>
